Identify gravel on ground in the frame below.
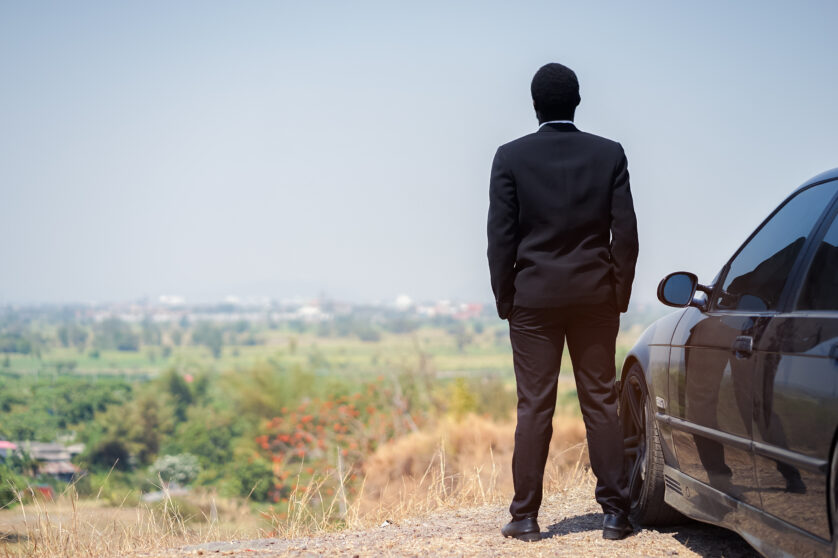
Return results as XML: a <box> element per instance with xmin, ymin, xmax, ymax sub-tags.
<box><xmin>142</xmin><ymin>483</ymin><xmax>759</xmax><ymax>558</ymax></box>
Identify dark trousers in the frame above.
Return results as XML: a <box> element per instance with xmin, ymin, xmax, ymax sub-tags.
<box><xmin>508</xmin><ymin>302</ymin><xmax>629</xmax><ymax>519</ymax></box>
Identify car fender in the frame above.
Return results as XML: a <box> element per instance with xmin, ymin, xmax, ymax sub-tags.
<box><xmin>620</xmin><ymin>308</ymin><xmax>689</xmax><ymax>468</ymax></box>
<box><xmin>620</xmin><ymin>308</ymin><xmax>688</xmax><ymax>390</ymax></box>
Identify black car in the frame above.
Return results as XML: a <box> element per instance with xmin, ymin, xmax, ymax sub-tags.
<box><xmin>620</xmin><ymin>168</ymin><xmax>838</xmax><ymax>557</ymax></box>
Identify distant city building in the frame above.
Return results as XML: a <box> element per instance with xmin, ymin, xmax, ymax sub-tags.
<box><xmin>23</xmin><ymin>295</ymin><xmax>489</xmax><ymax>329</ymax></box>
<box><xmin>453</xmin><ymin>303</ymin><xmax>483</xmax><ymax>320</ymax></box>
<box><xmin>296</xmin><ymin>304</ymin><xmax>329</xmax><ymax>322</ymax></box>
<box><xmin>394</xmin><ymin>294</ymin><xmax>413</xmax><ymax>311</ymax></box>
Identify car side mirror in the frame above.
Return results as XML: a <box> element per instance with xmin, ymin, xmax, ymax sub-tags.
<box><xmin>657</xmin><ymin>272</ymin><xmax>699</xmax><ymax>308</ymax></box>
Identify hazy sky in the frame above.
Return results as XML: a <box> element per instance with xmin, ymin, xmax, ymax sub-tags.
<box><xmin>2</xmin><ymin>1</ymin><xmax>837</xmax><ymax>305</ymax></box>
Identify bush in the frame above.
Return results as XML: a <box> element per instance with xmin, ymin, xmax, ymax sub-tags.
<box><xmin>224</xmin><ymin>457</ymin><xmax>273</xmax><ymax>502</ymax></box>
<box><xmin>0</xmin><ymin>462</ymin><xmax>25</xmax><ymax>508</ymax></box>
<box><xmin>448</xmin><ymin>378</ymin><xmax>477</xmax><ymax>420</ymax></box>
<box><xmin>150</xmin><ymin>454</ymin><xmax>200</xmax><ymax>487</ymax></box>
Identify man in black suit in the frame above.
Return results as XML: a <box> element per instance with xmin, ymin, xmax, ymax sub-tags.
<box><xmin>487</xmin><ymin>62</ymin><xmax>638</xmax><ymax>541</ymax></box>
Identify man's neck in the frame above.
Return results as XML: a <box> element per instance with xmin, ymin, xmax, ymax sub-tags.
<box><xmin>538</xmin><ymin>119</ymin><xmax>574</xmax><ymax>128</ymax></box>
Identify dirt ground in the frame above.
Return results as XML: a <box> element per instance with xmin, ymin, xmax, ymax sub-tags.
<box><xmin>142</xmin><ymin>483</ymin><xmax>759</xmax><ymax>558</ymax></box>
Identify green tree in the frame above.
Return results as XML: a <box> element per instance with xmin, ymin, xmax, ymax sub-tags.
<box><xmin>170</xmin><ymin>329</ymin><xmax>183</xmax><ymax>346</ymax></box>
<box><xmin>141</xmin><ymin>318</ymin><xmax>162</xmax><ymax>345</ymax></box>
<box><xmin>357</xmin><ymin>326</ymin><xmax>381</xmax><ymax>342</ymax></box>
<box><xmin>129</xmin><ymin>391</ymin><xmax>175</xmax><ymax>465</ymax></box>
<box><xmin>164</xmin><ymin>406</ymin><xmax>239</xmax><ymax>470</ymax></box>
<box><xmin>227</xmin><ymin>456</ymin><xmax>273</xmax><ymax>501</ymax></box>
<box><xmin>449</xmin><ymin>378</ymin><xmax>477</xmax><ymax>420</ymax></box>
<box><xmin>448</xmin><ymin>323</ymin><xmax>473</xmax><ymax>353</ymax></box>
<box><xmin>0</xmin><ymin>375</ymin><xmax>131</xmax><ymax>441</ymax></box>
<box><xmin>160</xmin><ymin>370</ymin><xmax>193</xmax><ymax>422</ymax></box>
<box><xmin>0</xmin><ymin>462</ymin><xmax>25</xmax><ymax>508</ymax></box>
<box><xmin>58</xmin><ymin>324</ymin><xmax>88</xmax><ymax>349</ymax></box>
<box><xmin>223</xmin><ymin>362</ymin><xmax>318</xmax><ymax>422</ymax></box>
<box><xmin>85</xmin><ymin>389</ymin><xmax>176</xmax><ymax>469</ymax></box>
<box><xmin>0</xmin><ymin>332</ymin><xmax>33</xmax><ymax>354</ymax></box>
<box><xmin>191</xmin><ymin>323</ymin><xmax>223</xmax><ymax>359</ymax></box>
<box><xmin>88</xmin><ymin>439</ymin><xmax>132</xmax><ymax>471</ymax></box>
<box><xmin>94</xmin><ymin>318</ymin><xmax>139</xmax><ymax>351</ymax></box>
<box><xmin>387</xmin><ymin>316</ymin><xmax>419</xmax><ymax>334</ymax></box>
<box><xmin>58</xmin><ymin>325</ymin><xmax>70</xmax><ymax>347</ymax></box>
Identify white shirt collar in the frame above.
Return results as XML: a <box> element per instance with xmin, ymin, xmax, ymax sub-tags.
<box><xmin>538</xmin><ymin>120</ymin><xmax>575</xmax><ymax>129</ymax></box>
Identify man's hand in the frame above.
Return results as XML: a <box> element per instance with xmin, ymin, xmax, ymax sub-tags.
<box><xmin>496</xmin><ymin>300</ymin><xmax>513</xmax><ymax>320</ymax></box>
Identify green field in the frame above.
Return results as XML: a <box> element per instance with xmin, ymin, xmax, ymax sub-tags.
<box><xmin>2</xmin><ymin>319</ymin><xmax>645</xmax><ymax>381</ymax></box>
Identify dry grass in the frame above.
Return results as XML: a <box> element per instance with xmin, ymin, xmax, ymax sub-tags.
<box><xmin>358</xmin><ymin>413</ymin><xmax>587</xmax><ymax>515</ymax></box>
<box><xmin>264</xmin><ymin>412</ymin><xmax>588</xmax><ymax>538</ymax></box>
<box><xmin>0</xmin><ymin>483</ymin><xmax>264</xmax><ymax>558</ymax></box>
<box><xmin>0</xmin><ymin>413</ymin><xmax>588</xmax><ymax>557</ymax></box>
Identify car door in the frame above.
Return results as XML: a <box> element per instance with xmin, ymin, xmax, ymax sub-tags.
<box><xmin>753</xmin><ymin>183</ymin><xmax>838</xmax><ymax>541</ymax></box>
<box><xmin>666</xmin><ymin>180</ymin><xmax>838</xmax><ymax>510</ymax></box>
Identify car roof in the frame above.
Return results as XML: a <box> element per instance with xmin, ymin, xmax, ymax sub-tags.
<box><xmin>794</xmin><ymin>167</ymin><xmax>838</xmax><ymax>193</ymax></box>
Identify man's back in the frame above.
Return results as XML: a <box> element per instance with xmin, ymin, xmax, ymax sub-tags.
<box><xmin>487</xmin><ymin>122</ymin><xmax>638</xmax><ymax>314</ymax></box>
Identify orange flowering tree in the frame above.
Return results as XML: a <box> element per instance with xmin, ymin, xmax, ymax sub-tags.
<box><xmin>254</xmin><ymin>378</ymin><xmax>423</xmax><ymax>505</ymax></box>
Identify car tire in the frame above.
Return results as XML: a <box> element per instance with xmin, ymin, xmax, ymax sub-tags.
<box><xmin>620</xmin><ymin>362</ymin><xmax>685</xmax><ymax>526</ymax></box>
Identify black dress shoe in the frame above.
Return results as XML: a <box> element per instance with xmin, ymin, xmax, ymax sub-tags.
<box><xmin>602</xmin><ymin>513</ymin><xmax>632</xmax><ymax>540</ymax></box>
<box><xmin>501</xmin><ymin>517</ymin><xmax>540</xmax><ymax>542</ymax></box>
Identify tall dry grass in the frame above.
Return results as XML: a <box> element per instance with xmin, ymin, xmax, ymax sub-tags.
<box><xmin>0</xmin><ymin>412</ymin><xmax>589</xmax><ymax>556</ymax></box>
<box><xmin>266</xmin><ymin>412</ymin><xmax>589</xmax><ymax>537</ymax></box>
<box><xmin>0</xmin><ymin>482</ymin><xmax>263</xmax><ymax>558</ymax></box>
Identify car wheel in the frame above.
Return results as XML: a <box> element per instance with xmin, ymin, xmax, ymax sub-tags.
<box><xmin>620</xmin><ymin>362</ymin><xmax>684</xmax><ymax>526</ymax></box>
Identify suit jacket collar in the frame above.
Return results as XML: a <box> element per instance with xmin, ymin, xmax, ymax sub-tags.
<box><xmin>538</xmin><ymin>122</ymin><xmax>578</xmax><ymax>133</ymax></box>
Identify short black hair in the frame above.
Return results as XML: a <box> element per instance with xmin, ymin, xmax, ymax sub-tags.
<box><xmin>531</xmin><ymin>63</ymin><xmax>580</xmax><ymax>121</ymax></box>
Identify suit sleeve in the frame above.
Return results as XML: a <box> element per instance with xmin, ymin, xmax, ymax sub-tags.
<box><xmin>487</xmin><ymin>147</ymin><xmax>519</xmax><ymax>319</ymax></box>
<box><xmin>610</xmin><ymin>144</ymin><xmax>639</xmax><ymax>313</ymax></box>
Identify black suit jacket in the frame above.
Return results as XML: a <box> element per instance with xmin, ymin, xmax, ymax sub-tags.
<box><xmin>487</xmin><ymin>122</ymin><xmax>638</xmax><ymax>318</ymax></box>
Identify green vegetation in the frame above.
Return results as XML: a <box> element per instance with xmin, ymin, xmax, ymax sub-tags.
<box><xmin>0</xmin><ymin>308</ymin><xmax>530</xmax><ymax>376</ymax></box>
<box><xmin>0</xmin><ymin>461</ymin><xmax>26</xmax><ymax>508</ymax></box>
<box><xmin>0</xmin><ymin>373</ymin><xmax>133</xmax><ymax>441</ymax></box>
<box><xmin>0</xmin><ymin>346</ymin><xmax>522</xmax><ymax>507</ymax></box>
<box><xmin>0</xmin><ymin>304</ymin><xmax>649</xmax><ymax>518</ymax></box>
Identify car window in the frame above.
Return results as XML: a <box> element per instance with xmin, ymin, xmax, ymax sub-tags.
<box><xmin>797</xmin><ymin>210</ymin><xmax>838</xmax><ymax>311</ymax></box>
<box><xmin>715</xmin><ymin>181</ymin><xmax>838</xmax><ymax>311</ymax></box>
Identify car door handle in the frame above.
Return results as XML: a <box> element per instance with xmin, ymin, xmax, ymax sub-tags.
<box><xmin>732</xmin><ymin>335</ymin><xmax>754</xmax><ymax>358</ymax></box>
